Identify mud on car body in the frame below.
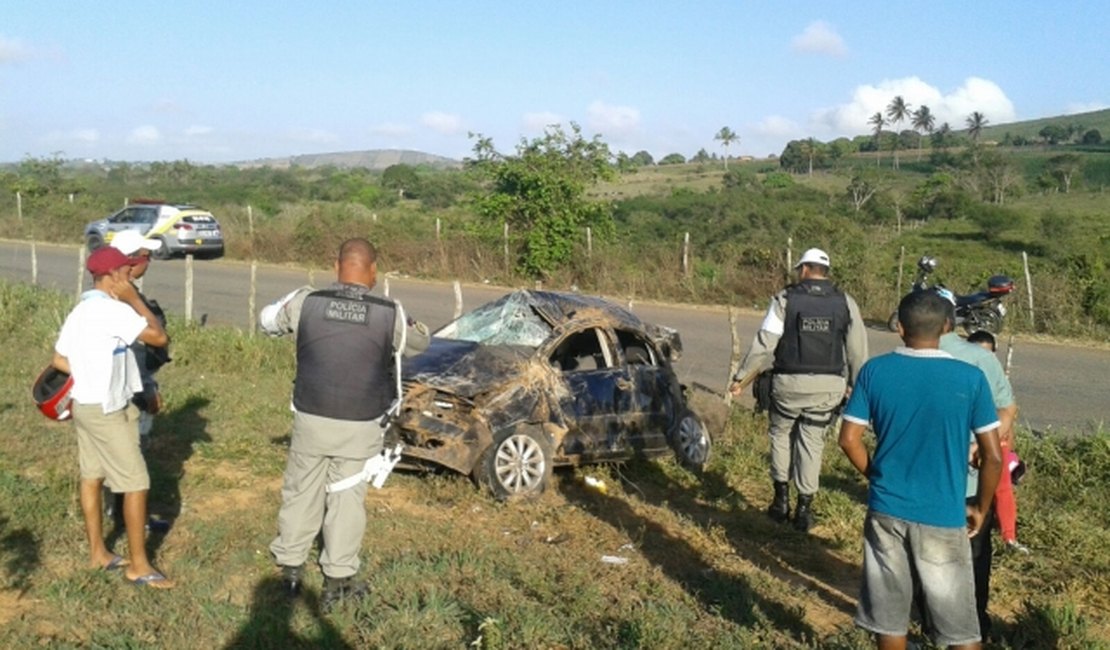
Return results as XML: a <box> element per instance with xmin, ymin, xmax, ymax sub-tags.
<box><xmin>84</xmin><ymin>201</ymin><xmax>224</xmax><ymax>259</ymax></box>
<box><xmin>389</xmin><ymin>290</ymin><xmax>711</xmax><ymax>499</ymax></box>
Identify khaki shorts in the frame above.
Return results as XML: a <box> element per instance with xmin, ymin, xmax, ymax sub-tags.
<box><xmin>73</xmin><ymin>402</ymin><xmax>149</xmax><ymax>493</ymax></box>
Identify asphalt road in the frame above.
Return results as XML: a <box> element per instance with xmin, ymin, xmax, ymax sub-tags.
<box><xmin>3</xmin><ymin>240</ymin><xmax>1107</xmax><ymax>434</ymax></box>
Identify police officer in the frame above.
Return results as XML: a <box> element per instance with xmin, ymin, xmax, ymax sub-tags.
<box><xmin>260</xmin><ymin>238</ymin><xmax>429</xmax><ymax>608</ymax></box>
<box><xmin>730</xmin><ymin>248</ymin><xmax>868</xmax><ymax>532</ymax></box>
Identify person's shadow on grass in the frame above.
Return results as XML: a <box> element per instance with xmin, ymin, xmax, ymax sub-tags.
<box><xmin>0</xmin><ymin>512</ymin><xmax>40</xmax><ymax>595</ymax></box>
<box><xmin>562</xmin><ymin>460</ymin><xmax>817</xmax><ymax>642</ymax></box>
<box><xmin>224</xmin><ymin>576</ymin><xmax>353</xmax><ymax>650</ymax></box>
<box><xmin>107</xmin><ymin>395</ymin><xmax>212</xmax><ymax>560</ymax></box>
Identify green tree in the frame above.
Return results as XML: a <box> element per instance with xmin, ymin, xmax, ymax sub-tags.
<box><xmin>468</xmin><ymin>123</ymin><xmax>615</xmax><ymax>278</ymax></box>
<box><xmin>1039</xmin><ymin>124</ymin><xmax>1069</xmax><ymax>145</ymax></box>
<box><xmin>714</xmin><ymin>126</ymin><xmax>739</xmax><ymax>170</ymax></box>
<box><xmin>1081</xmin><ymin>128</ymin><xmax>1102</xmax><ymax>145</ymax></box>
<box><xmin>886</xmin><ymin>96</ymin><xmax>911</xmax><ymax>170</ymax></box>
<box><xmin>910</xmin><ymin>105</ymin><xmax>935</xmax><ymax>160</ymax></box>
<box><xmin>691</xmin><ymin>148</ymin><xmax>711</xmax><ymax>163</ymax></box>
<box><xmin>659</xmin><ymin>153</ymin><xmax>686</xmax><ymax>165</ymax></box>
<box><xmin>381</xmin><ymin>164</ymin><xmax>420</xmax><ymax>198</ymax></box>
<box><xmin>1048</xmin><ymin>153</ymin><xmax>1083</xmax><ymax>193</ymax></box>
<box><xmin>868</xmin><ymin>112</ymin><xmax>887</xmax><ymax>168</ymax></box>
<box><xmin>966</xmin><ymin>111</ymin><xmax>988</xmax><ymax>142</ymax></box>
<box><xmin>631</xmin><ymin>150</ymin><xmax>655</xmax><ymax>167</ymax></box>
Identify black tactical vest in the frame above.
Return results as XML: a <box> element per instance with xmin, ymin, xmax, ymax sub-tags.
<box><xmin>773</xmin><ymin>279</ymin><xmax>850</xmax><ymax>376</ymax></box>
<box><xmin>293</xmin><ymin>285</ymin><xmax>396</xmax><ymax>420</ymax></box>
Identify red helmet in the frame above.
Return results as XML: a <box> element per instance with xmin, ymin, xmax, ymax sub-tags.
<box><xmin>32</xmin><ymin>366</ymin><xmax>74</xmax><ymax>421</ymax></box>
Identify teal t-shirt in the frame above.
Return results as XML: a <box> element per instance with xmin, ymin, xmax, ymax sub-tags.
<box><xmin>843</xmin><ymin>348</ymin><xmax>1000</xmax><ymax>528</ymax></box>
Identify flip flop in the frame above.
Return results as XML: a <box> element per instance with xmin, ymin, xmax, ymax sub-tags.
<box><xmin>128</xmin><ymin>571</ymin><xmax>174</xmax><ymax>589</ymax></box>
<box><xmin>102</xmin><ymin>554</ymin><xmax>129</xmax><ymax>571</ymax></box>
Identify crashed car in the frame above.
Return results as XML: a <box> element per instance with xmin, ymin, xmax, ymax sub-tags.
<box><xmin>390</xmin><ymin>290</ymin><xmax>711</xmax><ymax>499</ymax></box>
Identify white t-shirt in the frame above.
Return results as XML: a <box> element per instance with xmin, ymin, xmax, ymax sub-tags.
<box><xmin>55</xmin><ymin>290</ymin><xmax>147</xmax><ymax>414</ymax></box>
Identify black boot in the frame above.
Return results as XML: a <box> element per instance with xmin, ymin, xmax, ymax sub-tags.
<box><xmin>793</xmin><ymin>494</ymin><xmax>815</xmax><ymax>532</ymax></box>
<box><xmin>767</xmin><ymin>481</ymin><xmax>791</xmax><ymax>523</ymax></box>
<box><xmin>281</xmin><ymin>565</ymin><xmax>303</xmax><ymax>598</ymax></box>
<box><xmin>322</xmin><ymin>575</ymin><xmax>369</xmax><ymax>611</ymax></box>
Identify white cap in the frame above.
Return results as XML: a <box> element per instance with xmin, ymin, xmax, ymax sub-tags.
<box><xmin>794</xmin><ymin>248</ymin><xmax>830</xmax><ymax>269</ymax></box>
<box><xmin>110</xmin><ymin>230</ymin><xmax>162</xmax><ymax>255</ymax></box>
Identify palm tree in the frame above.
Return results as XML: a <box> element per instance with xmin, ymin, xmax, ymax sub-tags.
<box><xmin>868</xmin><ymin>112</ymin><xmax>887</xmax><ymax>168</ymax></box>
<box><xmin>886</xmin><ymin>96</ymin><xmax>911</xmax><ymax>169</ymax></box>
<box><xmin>966</xmin><ymin>111</ymin><xmax>989</xmax><ymax>142</ymax></box>
<box><xmin>910</xmin><ymin>105</ymin><xmax>935</xmax><ymax>160</ymax></box>
<box><xmin>714</xmin><ymin>127</ymin><xmax>739</xmax><ymax>170</ymax></box>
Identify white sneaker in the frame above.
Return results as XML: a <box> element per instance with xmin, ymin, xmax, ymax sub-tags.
<box><xmin>1005</xmin><ymin>540</ymin><xmax>1031</xmax><ymax>554</ymax></box>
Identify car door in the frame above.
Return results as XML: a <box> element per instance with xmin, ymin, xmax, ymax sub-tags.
<box><xmin>547</xmin><ymin>326</ymin><xmax>632</xmax><ymax>461</ymax></box>
<box><xmin>105</xmin><ymin>207</ymin><xmax>140</xmax><ymax>238</ymax></box>
<box><xmin>615</xmin><ymin>329</ymin><xmax>675</xmax><ymax>454</ymax></box>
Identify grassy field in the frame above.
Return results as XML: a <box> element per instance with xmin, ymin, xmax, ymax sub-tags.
<box><xmin>1</xmin><ymin>280</ymin><xmax>1107</xmax><ymax>649</ymax></box>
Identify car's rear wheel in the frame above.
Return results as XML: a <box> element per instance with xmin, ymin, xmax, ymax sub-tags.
<box><xmin>151</xmin><ymin>236</ymin><xmax>171</xmax><ymax>260</ymax></box>
<box><xmin>672</xmin><ymin>410</ymin><xmax>711</xmax><ymax>470</ymax></box>
<box><xmin>887</xmin><ymin>311</ymin><xmax>900</xmax><ymax>333</ymax></box>
<box><xmin>86</xmin><ymin>233</ymin><xmax>104</xmax><ymax>251</ymax></box>
<box><xmin>474</xmin><ymin>426</ymin><xmax>553</xmax><ymax>500</ymax></box>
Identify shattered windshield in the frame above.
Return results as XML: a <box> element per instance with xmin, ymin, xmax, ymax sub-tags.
<box><xmin>436</xmin><ymin>292</ymin><xmax>553</xmax><ymax>347</ymax></box>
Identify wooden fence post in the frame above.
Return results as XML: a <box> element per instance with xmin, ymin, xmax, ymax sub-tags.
<box><xmin>248</xmin><ymin>260</ymin><xmax>258</xmax><ymax>335</ymax></box>
<box><xmin>185</xmin><ymin>254</ymin><xmax>194</xmax><ymax>324</ymax></box>
<box><xmin>725</xmin><ymin>307</ymin><xmax>742</xmax><ymax>406</ymax></box>
<box><xmin>75</xmin><ymin>247</ymin><xmax>86</xmax><ymax>301</ymax></box>
<box><xmin>897</xmin><ymin>245</ymin><xmax>905</xmax><ymax>298</ymax></box>
<box><xmin>453</xmin><ymin>280</ymin><xmax>463</xmax><ymax>319</ymax></box>
<box><xmin>383</xmin><ymin>277</ymin><xmax>390</xmax><ymax>297</ymax></box>
<box><xmin>16</xmin><ymin>191</ymin><xmax>22</xmax><ymax>221</ymax></box>
<box><xmin>31</xmin><ymin>241</ymin><xmax>38</xmax><ymax>285</ymax></box>
<box><xmin>436</xmin><ymin>218</ymin><xmax>441</xmax><ymax>241</ymax></box>
<box><xmin>503</xmin><ymin>222</ymin><xmax>509</xmax><ymax>271</ymax></box>
<box><xmin>1022</xmin><ymin>251</ymin><xmax>1034</xmax><ymax>330</ymax></box>
<box><xmin>682</xmin><ymin>232</ymin><xmax>690</xmax><ymax>277</ymax></box>
<box><xmin>786</xmin><ymin>237</ymin><xmax>793</xmax><ymax>274</ymax></box>
<box><xmin>586</xmin><ymin>226</ymin><xmax>592</xmax><ymax>258</ymax></box>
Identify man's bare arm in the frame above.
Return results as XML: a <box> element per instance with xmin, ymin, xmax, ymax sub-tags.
<box><xmin>838</xmin><ymin>420</ymin><xmax>871</xmax><ymax>478</ymax></box>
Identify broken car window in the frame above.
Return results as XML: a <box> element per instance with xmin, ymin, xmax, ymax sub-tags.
<box><xmin>436</xmin><ymin>292</ymin><xmax>553</xmax><ymax>347</ymax></box>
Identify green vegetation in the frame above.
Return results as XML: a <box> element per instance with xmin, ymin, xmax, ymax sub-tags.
<box><xmin>1</xmin><ymin>112</ymin><xmax>1109</xmax><ymax>339</ymax></box>
<box><xmin>1</xmin><ymin>280</ymin><xmax>1106</xmax><ymax>648</ymax></box>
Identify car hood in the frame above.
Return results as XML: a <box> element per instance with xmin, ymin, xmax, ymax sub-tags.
<box><xmin>402</xmin><ymin>337</ymin><xmax>532</xmax><ymax>396</ymax></box>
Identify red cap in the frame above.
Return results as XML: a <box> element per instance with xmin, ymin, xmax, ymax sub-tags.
<box><xmin>86</xmin><ymin>247</ymin><xmax>140</xmax><ymax>276</ymax></box>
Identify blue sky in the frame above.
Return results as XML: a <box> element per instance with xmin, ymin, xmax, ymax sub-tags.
<box><xmin>2</xmin><ymin>1</ymin><xmax>1107</xmax><ymax>164</ymax></box>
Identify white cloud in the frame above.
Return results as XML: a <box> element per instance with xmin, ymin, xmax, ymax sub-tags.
<box><xmin>370</xmin><ymin>122</ymin><xmax>412</xmax><ymax>137</ymax></box>
<box><xmin>754</xmin><ymin>115</ymin><xmax>801</xmax><ymax>138</ymax></box>
<box><xmin>421</xmin><ymin>111</ymin><xmax>464</xmax><ymax>134</ymax></box>
<box><xmin>184</xmin><ymin>125</ymin><xmax>213</xmax><ymax>137</ymax></box>
<box><xmin>286</xmin><ymin>128</ymin><xmax>338</xmax><ymax>144</ymax></box>
<box><xmin>791</xmin><ymin>21</ymin><xmax>847</xmax><ymax>58</ymax></box>
<box><xmin>152</xmin><ymin>98</ymin><xmax>185</xmax><ymax>114</ymax></box>
<box><xmin>1065</xmin><ymin>102</ymin><xmax>1109</xmax><ymax>115</ymax></box>
<box><xmin>812</xmin><ymin>76</ymin><xmax>1016</xmax><ymax>136</ymax></box>
<box><xmin>0</xmin><ymin>36</ymin><xmax>32</xmax><ymax>64</ymax></box>
<box><xmin>521</xmin><ymin>111</ymin><xmax>564</xmax><ymax>132</ymax></box>
<box><xmin>127</xmin><ymin>125</ymin><xmax>162</xmax><ymax>145</ymax></box>
<box><xmin>586</xmin><ymin>101</ymin><xmax>640</xmax><ymax>138</ymax></box>
<box><xmin>43</xmin><ymin>128</ymin><xmax>100</xmax><ymax>145</ymax></box>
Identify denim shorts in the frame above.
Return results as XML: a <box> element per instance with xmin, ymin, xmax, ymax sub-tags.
<box><xmin>855</xmin><ymin>511</ymin><xmax>980</xmax><ymax>646</ymax></box>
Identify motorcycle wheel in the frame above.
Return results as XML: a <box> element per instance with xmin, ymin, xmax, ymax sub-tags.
<box><xmin>887</xmin><ymin>311</ymin><xmax>900</xmax><ymax>333</ymax></box>
<box><xmin>962</xmin><ymin>309</ymin><xmax>1003</xmax><ymax>335</ymax></box>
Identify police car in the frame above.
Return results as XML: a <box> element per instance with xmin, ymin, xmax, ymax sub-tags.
<box><xmin>84</xmin><ymin>200</ymin><xmax>224</xmax><ymax>259</ymax></box>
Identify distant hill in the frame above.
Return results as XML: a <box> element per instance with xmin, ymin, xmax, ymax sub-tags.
<box><xmin>976</xmin><ymin>108</ymin><xmax>1110</xmax><ymax>143</ymax></box>
<box><xmin>235</xmin><ymin>149</ymin><xmax>461</xmax><ymax>170</ymax></box>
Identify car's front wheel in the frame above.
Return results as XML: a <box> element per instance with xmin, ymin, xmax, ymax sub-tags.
<box><xmin>86</xmin><ymin>233</ymin><xmax>104</xmax><ymax>251</ymax></box>
<box><xmin>474</xmin><ymin>426</ymin><xmax>554</xmax><ymax>500</ymax></box>
<box><xmin>672</xmin><ymin>410</ymin><xmax>711</xmax><ymax>470</ymax></box>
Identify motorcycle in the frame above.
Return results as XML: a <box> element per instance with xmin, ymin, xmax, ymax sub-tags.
<box><xmin>887</xmin><ymin>256</ymin><xmax>1015</xmax><ymax>335</ymax></box>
